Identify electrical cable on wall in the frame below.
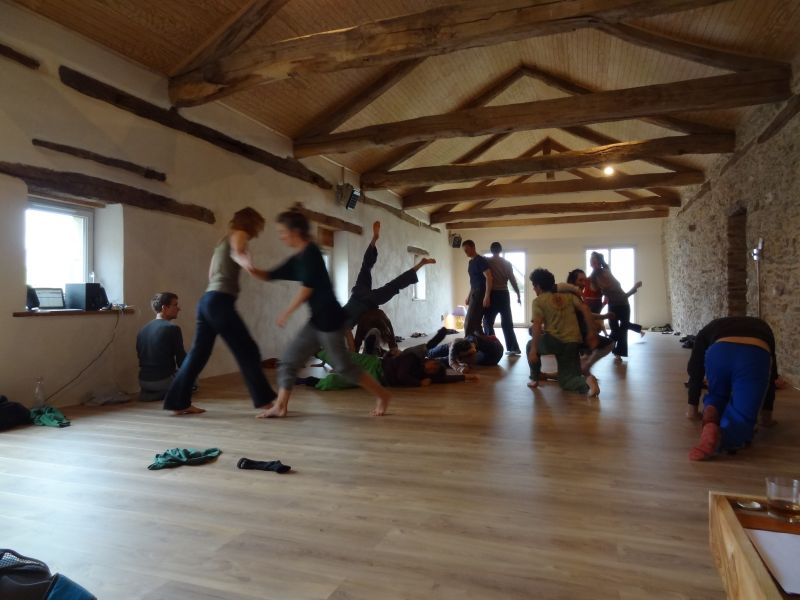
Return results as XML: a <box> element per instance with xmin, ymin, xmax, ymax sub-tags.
<box><xmin>44</xmin><ymin>309</ymin><xmax>122</xmax><ymax>402</ymax></box>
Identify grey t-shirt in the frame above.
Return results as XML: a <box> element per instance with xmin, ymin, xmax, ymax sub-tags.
<box><xmin>487</xmin><ymin>255</ymin><xmax>516</xmax><ymax>291</ymax></box>
<box><xmin>206</xmin><ymin>237</ymin><xmax>241</xmax><ymax>296</ymax></box>
<box><xmin>136</xmin><ymin>319</ymin><xmax>186</xmax><ymax>381</ymax></box>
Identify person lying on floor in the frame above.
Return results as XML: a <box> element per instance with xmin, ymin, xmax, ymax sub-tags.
<box><xmin>299</xmin><ymin>328</ymin><xmax>478</xmax><ymax>389</ymax></box>
<box><xmin>686</xmin><ymin>316</ymin><xmax>779</xmax><ymax>461</ymax></box>
<box><xmin>427</xmin><ymin>332</ymin><xmax>504</xmax><ymax>374</ymax></box>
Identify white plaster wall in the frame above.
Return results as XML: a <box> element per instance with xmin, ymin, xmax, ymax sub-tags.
<box><xmin>450</xmin><ymin>218</ymin><xmax>671</xmax><ymax>327</ymax></box>
<box><xmin>0</xmin><ymin>3</ymin><xmax>452</xmax><ymax>406</ymax></box>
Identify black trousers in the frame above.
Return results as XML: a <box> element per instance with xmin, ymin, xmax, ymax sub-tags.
<box><xmin>482</xmin><ymin>290</ymin><xmax>520</xmax><ymax>352</ymax></box>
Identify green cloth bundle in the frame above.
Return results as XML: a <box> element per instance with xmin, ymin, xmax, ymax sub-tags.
<box><xmin>30</xmin><ymin>406</ymin><xmax>71</xmax><ymax>428</ymax></box>
<box><xmin>147</xmin><ymin>447</ymin><xmax>222</xmax><ymax>470</ymax></box>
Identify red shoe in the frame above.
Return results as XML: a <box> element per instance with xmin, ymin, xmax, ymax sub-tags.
<box><xmin>689</xmin><ymin>422</ymin><xmax>721</xmax><ymax>461</ymax></box>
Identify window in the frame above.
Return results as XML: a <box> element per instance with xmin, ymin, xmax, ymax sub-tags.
<box><xmin>586</xmin><ymin>247</ymin><xmax>637</xmax><ymax>321</ymax></box>
<box><xmin>412</xmin><ymin>255</ymin><xmax>426</xmax><ymax>300</ymax></box>
<box><xmin>25</xmin><ymin>199</ymin><xmax>93</xmax><ymax>289</ymax></box>
<box><xmin>484</xmin><ymin>250</ymin><xmax>526</xmax><ymax>325</ymax></box>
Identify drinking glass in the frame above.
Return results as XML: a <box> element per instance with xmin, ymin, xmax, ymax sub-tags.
<box><xmin>765</xmin><ymin>476</ymin><xmax>800</xmax><ymax>523</ymax></box>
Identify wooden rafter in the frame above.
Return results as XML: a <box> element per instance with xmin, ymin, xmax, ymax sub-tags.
<box><xmin>519</xmin><ymin>64</ymin><xmax>730</xmax><ymax>136</ymax></box>
<box><xmin>545</xmin><ymin>137</ymin><xmax>680</xmax><ymax>202</ymax></box>
<box><xmin>405</xmin><ymin>171</ymin><xmax>703</xmax><ymax>209</ymax></box>
<box><xmin>365</xmin><ymin>67</ymin><xmax>528</xmax><ymax>175</ymax></box>
<box><xmin>0</xmin><ymin>42</ymin><xmax>40</xmax><ymax>70</ymax></box>
<box><xmin>0</xmin><ymin>162</ymin><xmax>214</xmax><ymax>223</ymax></box>
<box><xmin>294</xmin><ymin>68</ymin><xmax>788</xmax><ymax>157</ymax></box>
<box><xmin>432</xmin><ymin>196</ymin><xmax>678</xmax><ymax>223</ymax></box>
<box><xmin>446</xmin><ymin>209</ymin><xmax>669</xmax><ymax>230</ymax></box>
<box><xmin>59</xmin><ymin>66</ymin><xmax>331</xmax><ymax>190</ymax></box>
<box><xmin>598</xmin><ymin>23</ymin><xmax>789</xmax><ymax>72</ymax></box>
<box><xmin>169</xmin><ymin>0</ymin><xmax>291</xmax><ymax>76</ymax></box>
<box><xmin>296</xmin><ymin>58</ymin><xmax>425</xmax><ymax>139</ymax></box>
<box><xmin>364</xmin><ymin>134</ymin><xmax>731</xmax><ymax>189</ymax></box>
<box><xmin>169</xmin><ymin>0</ymin><xmax>728</xmax><ymax>106</ymax></box>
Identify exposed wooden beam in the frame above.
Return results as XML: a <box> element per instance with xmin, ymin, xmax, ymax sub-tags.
<box><xmin>32</xmin><ymin>139</ymin><xmax>166</xmax><ymax>181</ymax></box>
<box><xmin>545</xmin><ymin>136</ymin><xmax>680</xmax><ymax>201</ymax></box>
<box><xmin>295</xmin><ymin>69</ymin><xmax>787</xmax><ymax>157</ymax></box>
<box><xmin>757</xmin><ymin>94</ymin><xmax>800</xmax><ymax>144</ymax></box>
<box><xmin>446</xmin><ymin>209</ymin><xmax>669</xmax><ymax>229</ymax></box>
<box><xmin>367</xmin><ymin>67</ymin><xmax>528</xmax><ymax>174</ymax></box>
<box><xmin>58</xmin><ymin>66</ymin><xmax>331</xmax><ymax>190</ymax></box>
<box><xmin>296</xmin><ymin>59</ymin><xmax>425</xmax><ymax>140</ymax></box>
<box><xmin>0</xmin><ymin>42</ymin><xmax>39</xmax><ymax>70</ymax></box>
<box><xmin>542</xmin><ymin>138</ymin><xmax>555</xmax><ymax>180</ymax></box>
<box><xmin>519</xmin><ymin>64</ymin><xmax>731</xmax><ymax>136</ymax></box>
<box><xmin>0</xmin><ymin>162</ymin><xmax>214</xmax><ymax>223</ymax></box>
<box><xmin>169</xmin><ymin>0</ymin><xmax>291</xmax><ymax>76</ymax></box>
<box><xmin>433</xmin><ymin>196</ymin><xmax>678</xmax><ymax>223</ymax></box>
<box><xmin>366</xmin><ymin>134</ymin><xmax>730</xmax><ymax>189</ymax></box>
<box><xmin>169</xmin><ymin>0</ymin><xmax>728</xmax><ymax>106</ymax></box>
<box><xmin>598</xmin><ymin>23</ymin><xmax>789</xmax><ymax>72</ymax></box>
<box><xmin>291</xmin><ymin>203</ymin><xmax>362</xmax><ymax>235</ymax></box>
<box><xmin>406</xmin><ymin>171</ymin><xmax>703</xmax><ymax>209</ymax></box>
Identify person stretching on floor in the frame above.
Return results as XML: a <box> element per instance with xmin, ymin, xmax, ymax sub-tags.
<box><xmin>427</xmin><ymin>332</ymin><xmax>504</xmax><ymax>374</ymax></box>
<box><xmin>254</xmin><ymin>210</ymin><xmax>391</xmax><ymax>417</ymax></box>
<box><xmin>299</xmin><ymin>328</ymin><xmax>478</xmax><ymax>389</ymax></box>
<box><xmin>527</xmin><ymin>268</ymin><xmax>599</xmax><ymax>396</ymax></box>
<box><xmin>686</xmin><ymin>316</ymin><xmax>779</xmax><ymax>461</ymax></box>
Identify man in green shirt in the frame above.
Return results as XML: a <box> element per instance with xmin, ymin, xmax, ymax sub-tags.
<box><xmin>527</xmin><ymin>268</ymin><xmax>600</xmax><ymax>396</ymax></box>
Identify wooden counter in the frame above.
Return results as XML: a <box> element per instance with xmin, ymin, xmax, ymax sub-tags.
<box><xmin>709</xmin><ymin>492</ymin><xmax>796</xmax><ymax>600</ymax></box>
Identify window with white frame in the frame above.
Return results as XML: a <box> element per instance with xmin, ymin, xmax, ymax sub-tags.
<box><xmin>25</xmin><ymin>199</ymin><xmax>93</xmax><ymax>289</ymax></box>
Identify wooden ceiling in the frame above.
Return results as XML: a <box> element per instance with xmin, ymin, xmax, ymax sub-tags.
<box><xmin>12</xmin><ymin>0</ymin><xmax>800</xmax><ymax>228</ymax></box>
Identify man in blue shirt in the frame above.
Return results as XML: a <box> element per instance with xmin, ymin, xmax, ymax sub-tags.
<box><xmin>461</xmin><ymin>240</ymin><xmax>492</xmax><ymax>336</ymax></box>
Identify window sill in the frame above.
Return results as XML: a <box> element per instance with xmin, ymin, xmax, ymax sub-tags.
<box><xmin>13</xmin><ymin>308</ymin><xmax>135</xmax><ymax>317</ymax></box>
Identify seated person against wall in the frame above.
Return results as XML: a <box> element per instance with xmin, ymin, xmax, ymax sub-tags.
<box><xmin>136</xmin><ymin>292</ymin><xmax>188</xmax><ymax>401</ymax></box>
<box><xmin>299</xmin><ymin>328</ymin><xmax>477</xmax><ymax>389</ymax></box>
<box><xmin>686</xmin><ymin>316</ymin><xmax>779</xmax><ymax>461</ymax></box>
<box><xmin>428</xmin><ymin>332</ymin><xmax>504</xmax><ymax>374</ymax></box>
<box><xmin>527</xmin><ymin>268</ymin><xmax>599</xmax><ymax>396</ymax></box>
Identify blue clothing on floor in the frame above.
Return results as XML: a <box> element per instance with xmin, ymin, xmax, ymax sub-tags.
<box><xmin>703</xmin><ymin>342</ymin><xmax>772</xmax><ymax>451</ymax></box>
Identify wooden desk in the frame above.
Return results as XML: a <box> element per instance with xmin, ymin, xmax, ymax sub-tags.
<box><xmin>709</xmin><ymin>492</ymin><xmax>797</xmax><ymax>600</ymax></box>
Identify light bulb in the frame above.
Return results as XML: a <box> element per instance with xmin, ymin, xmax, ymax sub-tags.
<box><xmin>603</xmin><ymin>166</ymin><xmax>615</xmax><ymax>176</ymax></box>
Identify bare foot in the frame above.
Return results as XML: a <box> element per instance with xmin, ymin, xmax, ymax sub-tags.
<box><xmin>686</xmin><ymin>406</ymin><xmax>701</xmax><ymax>420</ymax></box>
<box><xmin>639</xmin><ymin>330</ymin><xmax>646</xmax><ymax>338</ymax></box>
<box><xmin>586</xmin><ymin>374</ymin><xmax>600</xmax><ymax>397</ymax></box>
<box><xmin>372</xmin><ymin>392</ymin><xmax>391</xmax><ymax>416</ymax></box>
<box><xmin>371</xmin><ymin>221</ymin><xmax>381</xmax><ymax>244</ymax></box>
<box><xmin>421</xmin><ymin>257</ymin><xmax>436</xmax><ymax>266</ymax></box>
<box><xmin>527</xmin><ymin>380</ymin><xmax>539</xmax><ymax>389</ymax></box>
<box><xmin>172</xmin><ymin>405</ymin><xmax>205</xmax><ymax>416</ymax></box>
<box><xmin>256</xmin><ymin>403</ymin><xmax>287</xmax><ymax>418</ymax></box>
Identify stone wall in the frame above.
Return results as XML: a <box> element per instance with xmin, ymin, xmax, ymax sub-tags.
<box><xmin>665</xmin><ymin>93</ymin><xmax>800</xmax><ymax>384</ymax></box>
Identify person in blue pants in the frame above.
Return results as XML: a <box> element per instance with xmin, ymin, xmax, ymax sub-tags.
<box><xmin>686</xmin><ymin>316</ymin><xmax>778</xmax><ymax>461</ymax></box>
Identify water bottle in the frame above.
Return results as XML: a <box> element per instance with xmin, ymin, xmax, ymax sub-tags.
<box><xmin>33</xmin><ymin>377</ymin><xmax>46</xmax><ymax>408</ymax></box>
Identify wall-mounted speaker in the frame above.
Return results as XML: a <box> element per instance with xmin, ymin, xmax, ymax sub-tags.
<box><xmin>449</xmin><ymin>233</ymin><xmax>462</xmax><ymax>248</ymax></box>
<box><xmin>336</xmin><ymin>183</ymin><xmax>361</xmax><ymax>210</ymax></box>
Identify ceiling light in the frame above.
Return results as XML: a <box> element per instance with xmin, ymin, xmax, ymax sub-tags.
<box><xmin>603</xmin><ymin>166</ymin><xmax>615</xmax><ymax>176</ymax></box>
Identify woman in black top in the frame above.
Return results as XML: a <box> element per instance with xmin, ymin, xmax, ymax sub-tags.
<box><xmin>254</xmin><ymin>210</ymin><xmax>391</xmax><ymax>417</ymax></box>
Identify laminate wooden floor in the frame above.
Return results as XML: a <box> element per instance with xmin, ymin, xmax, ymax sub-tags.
<box><xmin>2</xmin><ymin>333</ymin><xmax>798</xmax><ymax>599</ymax></box>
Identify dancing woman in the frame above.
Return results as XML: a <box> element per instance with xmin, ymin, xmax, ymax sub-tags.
<box><xmin>255</xmin><ymin>210</ymin><xmax>392</xmax><ymax>417</ymax></box>
<box><xmin>163</xmin><ymin>207</ymin><xmax>277</xmax><ymax>415</ymax></box>
<box><xmin>588</xmin><ymin>252</ymin><xmax>642</xmax><ymax>360</ymax></box>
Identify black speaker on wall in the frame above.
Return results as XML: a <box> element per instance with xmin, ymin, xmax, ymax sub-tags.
<box><xmin>449</xmin><ymin>233</ymin><xmax>462</xmax><ymax>248</ymax></box>
<box><xmin>65</xmin><ymin>283</ymin><xmax>109</xmax><ymax>311</ymax></box>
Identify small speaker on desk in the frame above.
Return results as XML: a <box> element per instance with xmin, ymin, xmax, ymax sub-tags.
<box><xmin>65</xmin><ymin>283</ymin><xmax>109</xmax><ymax>311</ymax></box>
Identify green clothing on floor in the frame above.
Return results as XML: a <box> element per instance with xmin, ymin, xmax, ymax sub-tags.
<box><xmin>527</xmin><ymin>335</ymin><xmax>589</xmax><ymax>394</ymax></box>
<box><xmin>314</xmin><ymin>350</ymin><xmax>382</xmax><ymax>391</ymax></box>
<box><xmin>30</xmin><ymin>406</ymin><xmax>71</xmax><ymax>428</ymax></box>
<box><xmin>147</xmin><ymin>447</ymin><xmax>222</xmax><ymax>470</ymax></box>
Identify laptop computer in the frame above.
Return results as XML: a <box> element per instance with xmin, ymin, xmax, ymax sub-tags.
<box><xmin>34</xmin><ymin>287</ymin><xmax>67</xmax><ymax>309</ymax></box>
